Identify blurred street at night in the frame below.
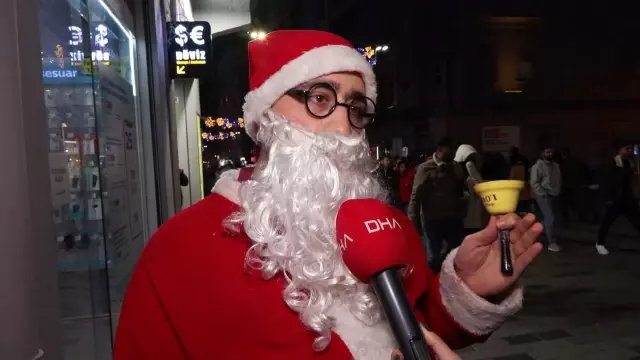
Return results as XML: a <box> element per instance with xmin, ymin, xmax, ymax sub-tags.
<box><xmin>457</xmin><ymin>238</ymin><xmax>640</xmax><ymax>360</ymax></box>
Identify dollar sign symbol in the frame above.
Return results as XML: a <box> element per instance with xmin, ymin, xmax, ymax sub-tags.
<box><xmin>174</xmin><ymin>25</ymin><xmax>188</xmax><ymax>47</ymax></box>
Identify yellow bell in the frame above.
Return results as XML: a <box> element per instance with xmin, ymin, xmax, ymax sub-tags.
<box><xmin>473</xmin><ymin>180</ymin><xmax>524</xmax><ymax>215</ymax></box>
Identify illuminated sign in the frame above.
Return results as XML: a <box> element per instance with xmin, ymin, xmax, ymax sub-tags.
<box><xmin>68</xmin><ymin>25</ymin><xmax>111</xmax><ymax>64</ymax></box>
<box><xmin>43</xmin><ymin>69</ymin><xmax>78</xmax><ymax>78</ymax></box>
<box><xmin>167</xmin><ymin>21</ymin><xmax>212</xmax><ymax>78</ymax></box>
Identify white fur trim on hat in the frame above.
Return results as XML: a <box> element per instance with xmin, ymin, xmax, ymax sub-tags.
<box><xmin>243</xmin><ymin>45</ymin><xmax>377</xmax><ymax>141</ymax></box>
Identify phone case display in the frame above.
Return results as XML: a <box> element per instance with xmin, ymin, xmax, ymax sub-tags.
<box><xmin>85</xmin><ymin>162</ymin><xmax>100</xmax><ymax>191</ymax></box>
<box><xmin>45</xmin><ymin>81</ymin><xmax>107</xmax><ymax>271</ymax></box>
<box><xmin>47</xmin><ymin>65</ymin><xmax>144</xmax><ymax>291</ymax></box>
<box><xmin>87</xmin><ymin>193</ymin><xmax>103</xmax><ymax>220</ymax></box>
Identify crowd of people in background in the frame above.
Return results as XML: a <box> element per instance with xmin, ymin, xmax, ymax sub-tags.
<box><xmin>201</xmin><ymin>138</ymin><xmax>640</xmax><ymax>269</ymax></box>
<box><xmin>375</xmin><ymin>138</ymin><xmax>640</xmax><ymax>272</ymax></box>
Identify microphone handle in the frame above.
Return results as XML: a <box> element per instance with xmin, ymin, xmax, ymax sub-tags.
<box><xmin>371</xmin><ymin>269</ymin><xmax>432</xmax><ymax>360</ymax></box>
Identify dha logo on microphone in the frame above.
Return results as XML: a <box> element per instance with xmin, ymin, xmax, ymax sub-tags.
<box><xmin>339</xmin><ymin>234</ymin><xmax>354</xmax><ymax>251</ymax></box>
<box><xmin>364</xmin><ymin>218</ymin><xmax>402</xmax><ymax>233</ymax></box>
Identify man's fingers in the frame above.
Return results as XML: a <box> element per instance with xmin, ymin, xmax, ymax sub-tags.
<box><xmin>514</xmin><ymin>242</ymin><xmax>544</xmax><ymax>275</ymax></box>
<box><xmin>495</xmin><ymin>213</ymin><xmax>520</xmax><ymax>230</ymax></box>
<box><xmin>473</xmin><ymin>216</ymin><xmax>498</xmax><ymax>245</ymax></box>
<box><xmin>513</xmin><ymin>222</ymin><xmax>544</xmax><ymax>256</ymax></box>
<box><xmin>422</xmin><ymin>329</ymin><xmax>462</xmax><ymax>360</ymax></box>
<box><xmin>511</xmin><ymin>213</ymin><xmax>537</xmax><ymax>239</ymax></box>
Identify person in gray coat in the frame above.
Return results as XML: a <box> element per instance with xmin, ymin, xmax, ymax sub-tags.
<box><xmin>531</xmin><ymin>146</ymin><xmax>562</xmax><ymax>252</ymax></box>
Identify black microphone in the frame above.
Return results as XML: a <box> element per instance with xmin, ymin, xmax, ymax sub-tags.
<box><xmin>337</xmin><ymin>199</ymin><xmax>432</xmax><ymax>360</ymax></box>
<box><xmin>371</xmin><ymin>269</ymin><xmax>432</xmax><ymax>360</ymax></box>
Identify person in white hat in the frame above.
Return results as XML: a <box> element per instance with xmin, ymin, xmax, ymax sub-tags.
<box><xmin>114</xmin><ymin>30</ymin><xmax>543</xmax><ymax>360</ymax></box>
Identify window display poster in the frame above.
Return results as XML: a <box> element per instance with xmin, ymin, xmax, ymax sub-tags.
<box><xmin>96</xmin><ymin>64</ymin><xmax>143</xmax><ymax>294</ymax></box>
<box><xmin>123</xmin><ymin>117</ymin><xmax>143</xmax><ymax>243</ymax></box>
<box><xmin>481</xmin><ymin>126</ymin><xmax>520</xmax><ymax>153</ymax></box>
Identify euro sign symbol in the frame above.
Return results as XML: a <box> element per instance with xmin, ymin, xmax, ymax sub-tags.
<box><xmin>174</xmin><ymin>24</ymin><xmax>188</xmax><ymax>47</ymax></box>
<box><xmin>190</xmin><ymin>25</ymin><xmax>205</xmax><ymax>45</ymax></box>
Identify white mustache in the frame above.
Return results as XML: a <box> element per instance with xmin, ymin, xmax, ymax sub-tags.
<box><xmin>266</xmin><ymin>109</ymin><xmax>366</xmax><ymax>147</ymax></box>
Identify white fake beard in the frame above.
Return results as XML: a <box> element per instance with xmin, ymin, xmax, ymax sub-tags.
<box><xmin>225</xmin><ymin>110</ymin><xmax>387</xmax><ymax>351</ymax></box>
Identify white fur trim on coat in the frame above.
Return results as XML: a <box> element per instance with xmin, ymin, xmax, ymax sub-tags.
<box><xmin>212</xmin><ymin>169</ymin><xmax>241</xmax><ymax>204</ymax></box>
<box><xmin>439</xmin><ymin>248</ymin><xmax>523</xmax><ymax>335</ymax></box>
<box><xmin>243</xmin><ymin>45</ymin><xmax>377</xmax><ymax>141</ymax></box>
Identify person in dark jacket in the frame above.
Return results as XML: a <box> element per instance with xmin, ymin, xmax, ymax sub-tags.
<box><xmin>509</xmin><ymin>147</ymin><xmax>533</xmax><ymax>215</ymax></box>
<box><xmin>558</xmin><ymin>148</ymin><xmax>581</xmax><ymax>225</ymax></box>
<box><xmin>376</xmin><ymin>155</ymin><xmax>400</xmax><ymax>206</ymax></box>
<box><xmin>596</xmin><ymin>141</ymin><xmax>640</xmax><ymax>255</ymax></box>
<box><xmin>408</xmin><ymin>141</ymin><xmax>466</xmax><ymax>272</ymax></box>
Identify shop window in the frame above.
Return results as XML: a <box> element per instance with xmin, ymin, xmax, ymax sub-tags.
<box><xmin>38</xmin><ymin>0</ymin><xmax>143</xmax><ymax>358</ymax></box>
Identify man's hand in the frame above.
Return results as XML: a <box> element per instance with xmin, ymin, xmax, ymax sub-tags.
<box><xmin>454</xmin><ymin>213</ymin><xmax>544</xmax><ymax>299</ymax></box>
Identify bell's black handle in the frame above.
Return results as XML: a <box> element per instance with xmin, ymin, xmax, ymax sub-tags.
<box><xmin>498</xmin><ymin>229</ymin><xmax>514</xmax><ymax>276</ymax></box>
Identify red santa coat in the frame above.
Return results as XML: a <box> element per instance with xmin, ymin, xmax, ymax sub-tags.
<box><xmin>114</xmin><ymin>170</ymin><xmax>523</xmax><ymax>360</ymax></box>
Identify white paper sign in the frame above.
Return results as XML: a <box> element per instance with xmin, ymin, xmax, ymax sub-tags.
<box><xmin>481</xmin><ymin>126</ymin><xmax>520</xmax><ymax>152</ymax></box>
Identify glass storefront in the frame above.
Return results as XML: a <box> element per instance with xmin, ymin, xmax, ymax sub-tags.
<box><xmin>38</xmin><ymin>0</ymin><xmax>145</xmax><ymax>358</ymax></box>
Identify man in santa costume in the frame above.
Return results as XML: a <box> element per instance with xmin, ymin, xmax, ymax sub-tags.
<box><xmin>114</xmin><ymin>30</ymin><xmax>543</xmax><ymax>360</ymax></box>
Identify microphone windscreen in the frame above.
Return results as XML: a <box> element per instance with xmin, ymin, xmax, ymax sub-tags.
<box><xmin>336</xmin><ymin>199</ymin><xmax>408</xmax><ymax>283</ymax></box>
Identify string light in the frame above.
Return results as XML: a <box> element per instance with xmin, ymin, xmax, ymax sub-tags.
<box><xmin>201</xmin><ymin>131</ymin><xmax>241</xmax><ymax>142</ymax></box>
<box><xmin>200</xmin><ymin>116</ymin><xmax>245</xmax><ymax>142</ymax></box>
<box><xmin>356</xmin><ymin>45</ymin><xmax>389</xmax><ymax>66</ymax></box>
<box><xmin>200</xmin><ymin>116</ymin><xmax>245</xmax><ymax>129</ymax></box>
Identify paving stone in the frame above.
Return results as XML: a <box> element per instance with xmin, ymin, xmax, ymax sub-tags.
<box><xmin>527</xmin><ymin>284</ymin><xmax>552</xmax><ymax>291</ymax></box>
<box><xmin>554</xmin><ymin>271</ymin><xmax>594</xmax><ymax>278</ymax></box>
<box><xmin>456</xmin><ymin>345</ymin><xmax>477</xmax><ymax>354</ymax></box>
<box><xmin>487</xmin><ymin>354</ymin><xmax>537</xmax><ymax>360</ymax></box>
<box><xmin>503</xmin><ymin>333</ymin><xmax>542</xmax><ymax>345</ymax></box>
<box><xmin>536</xmin><ymin>329</ymin><xmax>571</xmax><ymax>341</ymax></box>
<box><xmin>553</xmin><ymin>261</ymin><xmax>573</xmax><ymax>268</ymax></box>
<box><xmin>566</xmin><ymin>315</ymin><xmax>599</xmax><ymax>328</ymax></box>
<box><xmin>464</xmin><ymin>242</ymin><xmax>640</xmax><ymax>359</ymax></box>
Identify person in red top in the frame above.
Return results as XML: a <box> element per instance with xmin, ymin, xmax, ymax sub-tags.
<box><xmin>397</xmin><ymin>160</ymin><xmax>415</xmax><ymax>213</ymax></box>
<box><xmin>114</xmin><ymin>30</ymin><xmax>543</xmax><ymax>360</ymax></box>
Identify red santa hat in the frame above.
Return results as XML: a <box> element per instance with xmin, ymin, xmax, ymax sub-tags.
<box><xmin>243</xmin><ymin>30</ymin><xmax>377</xmax><ymax>141</ymax></box>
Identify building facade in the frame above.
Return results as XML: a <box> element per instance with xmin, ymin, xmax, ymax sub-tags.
<box><xmin>0</xmin><ymin>0</ymin><xmax>242</xmax><ymax>357</ymax></box>
<box><xmin>443</xmin><ymin>1</ymin><xmax>640</xmax><ymax>158</ymax></box>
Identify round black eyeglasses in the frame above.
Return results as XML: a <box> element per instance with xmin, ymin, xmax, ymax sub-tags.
<box><xmin>285</xmin><ymin>82</ymin><xmax>376</xmax><ymax>129</ymax></box>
